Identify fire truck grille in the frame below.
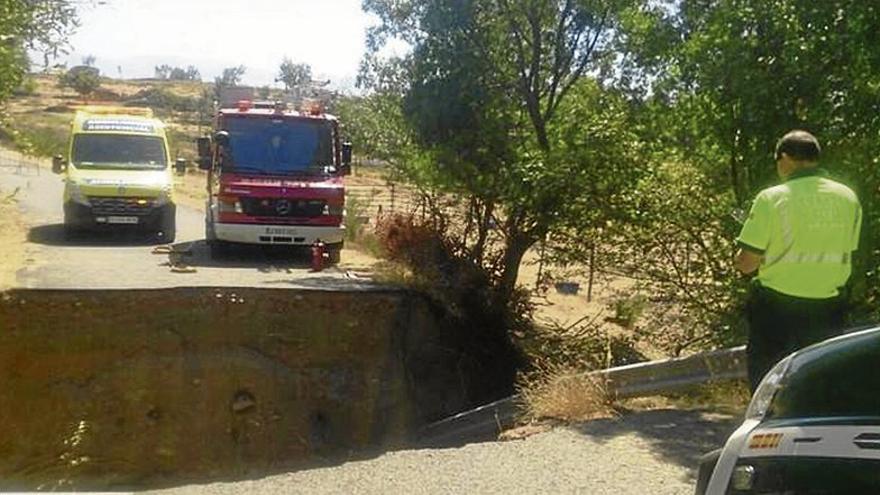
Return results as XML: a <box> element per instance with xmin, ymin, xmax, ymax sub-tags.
<box><xmin>89</xmin><ymin>197</ymin><xmax>154</xmax><ymax>216</ymax></box>
<box><xmin>240</xmin><ymin>198</ymin><xmax>326</xmax><ymax>218</ymax></box>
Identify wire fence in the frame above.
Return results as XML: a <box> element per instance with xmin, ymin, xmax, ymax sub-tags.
<box><xmin>0</xmin><ymin>148</ymin><xmax>43</xmax><ymax>176</ymax></box>
<box><xmin>346</xmin><ymin>183</ymin><xmax>422</xmax><ymax>226</ymax></box>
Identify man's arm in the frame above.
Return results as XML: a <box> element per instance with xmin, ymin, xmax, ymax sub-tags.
<box><xmin>734</xmin><ymin>248</ymin><xmax>762</xmax><ymax>274</ymax></box>
<box><xmin>734</xmin><ymin>191</ymin><xmax>770</xmax><ymax>275</ymax></box>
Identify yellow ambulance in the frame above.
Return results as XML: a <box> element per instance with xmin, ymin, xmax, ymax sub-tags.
<box><xmin>52</xmin><ymin>107</ymin><xmax>184</xmax><ymax>242</ymax></box>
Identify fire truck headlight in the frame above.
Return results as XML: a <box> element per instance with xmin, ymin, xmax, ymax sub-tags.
<box><xmin>218</xmin><ymin>197</ymin><xmax>243</xmax><ymax>214</ymax></box>
<box><xmin>324</xmin><ymin>204</ymin><xmax>344</xmax><ymax>216</ymax></box>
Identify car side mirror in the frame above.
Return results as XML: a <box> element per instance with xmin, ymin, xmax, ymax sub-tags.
<box><xmin>340</xmin><ymin>142</ymin><xmax>352</xmax><ymax>176</ymax></box>
<box><xmin>174</xmin><ymin>158</ymin><xmax>187</xmax><ymax>176</ymax></box>
<box><xmin>213</xmin><ymin>131</ymin><xmax>230</xmax><ymax>147</ymax></box>
<box><xmin>196</xmin><ymin>136</ymin><xmax>213</xmax><ymax>171</ymax></box>
<box><xmin>52</xmin><ymin>155</ymin><xmax>66</xmax><ymax>174</ymax></box>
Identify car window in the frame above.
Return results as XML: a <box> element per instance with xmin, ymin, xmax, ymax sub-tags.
<box><xmin>768</xmin><ymin>339</ymin><xmax>880</xmax><ymax>419</ymax></box>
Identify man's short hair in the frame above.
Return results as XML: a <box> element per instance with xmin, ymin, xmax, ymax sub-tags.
<box><xmin>775</xmin><ymin>130</ymin><xmax>821</xmax><ymax>162</ymax></box>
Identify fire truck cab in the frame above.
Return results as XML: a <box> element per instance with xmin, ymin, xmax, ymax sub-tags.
<box><xmin>197</xmin><ymin>99</ymin><xmax>351</xmax><ymax>262</ymax></box>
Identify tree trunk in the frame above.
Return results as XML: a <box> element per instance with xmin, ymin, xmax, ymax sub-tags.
<box><xmin>473</xmin><ymin>201</ymin><xmax>494</xmax><ymax>265</ymax></box>
<box><xmin>498</xmin><ymin>229</ymin><xmax>535</xmax><ymax>300</ymax></box>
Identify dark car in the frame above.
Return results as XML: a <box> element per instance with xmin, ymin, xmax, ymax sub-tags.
<box><xmin>697</xmin><ymin>326</ymin><xmax>880</xmax><ymax>494</ymax></box>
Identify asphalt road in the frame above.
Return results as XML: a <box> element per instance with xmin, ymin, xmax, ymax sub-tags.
<box><xmin>146</xmin><ymin>408</ymin><xmax>736</xmax><ymax>495</ymax></box>
<box><xmin>0</xmin><ymin>159</ymin><xmax>367</xmax><ymax>290</ymax></box>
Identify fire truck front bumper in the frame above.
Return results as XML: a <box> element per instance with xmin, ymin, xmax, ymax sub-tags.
<box><xmin>214</xmin><ymin>223</ymin><xmax>345</xmax><ymax>246</ymax></box>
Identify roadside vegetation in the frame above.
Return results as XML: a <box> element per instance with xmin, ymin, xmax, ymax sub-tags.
<box><xmin>338</xmin><ymin>0</ymin><xmax>880</xmax><ymax>418</ymax></box>
<box><xmin>2</xmin><ymin>0</ymin><xmax>878</xmax><ymax>420</ymax></box>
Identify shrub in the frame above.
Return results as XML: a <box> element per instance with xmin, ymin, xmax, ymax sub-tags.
<box><xmin>59</xmin><ymin>66</ymin><xmax>101</xmax><ymax>97</ymax></box>
<box><xmin>127</xmin><ymin>87</ymin><xmax>203</xmax><ymax>113</ymax></box>
<box><xmin>611</xmin><ymin>294</ymin><xmax>649</xmax><ymax>329</ymax></box>
<box><xmin>374</xmin><ymin>212</ymin><xmax>529</xmax><ymax>402</ymax></box>
<box><xmin>13</xmin><ymin>77</ymin><xmax>37</xmax><ymax>96</ymax></box>
<box><xmin>343</xmin><ymin>196</ymin><xmax>368</xmax><ymax>242</ymax></box>
<box><xmin>518</xmin><ymin>363</ymin><xmax>616</xmax><ymax>422</ymax></box>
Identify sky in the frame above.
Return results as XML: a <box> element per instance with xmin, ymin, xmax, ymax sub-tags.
<box><xmin>43</xmin><ymin>0</ymin><xmax>388</xmax><ymax>91</ymax></box>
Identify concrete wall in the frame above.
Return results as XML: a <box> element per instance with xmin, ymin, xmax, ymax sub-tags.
<box><xmin>0</xmin><ymin>288</ymin><xmax>480</xmax><ymax>490</ymax></box>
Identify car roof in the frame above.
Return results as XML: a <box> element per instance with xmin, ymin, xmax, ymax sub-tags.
<box><xmin>788</xmin><ymin>325</ymin><xmax>880</xmax><ymax>374</ymax></box>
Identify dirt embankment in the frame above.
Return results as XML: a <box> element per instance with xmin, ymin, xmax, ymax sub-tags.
<box><xmin>0</xmin><ymin>188</ymin><xmax>26</xmax><ymax>289</ymax></box>
<box><xmin>0</xmin><ymin>288</ymin><xmax>518</xmax><ymax>491</ymax></box>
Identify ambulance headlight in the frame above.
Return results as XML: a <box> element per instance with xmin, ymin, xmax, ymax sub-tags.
<box><xmin>67</xmin><ymin>182</ymin><xmax>89</xmax><ymax>206</ymax></box>
<box><xmin>154</xmin><ymin>185</ymin><xmax>173</xmax><ymax>206</ymax></box>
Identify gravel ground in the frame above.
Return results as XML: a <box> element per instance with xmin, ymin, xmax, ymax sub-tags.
<box><xmin>147</xmin><ymin>408</ymin><xmax>738</xmax><ymax>495</ymax></box>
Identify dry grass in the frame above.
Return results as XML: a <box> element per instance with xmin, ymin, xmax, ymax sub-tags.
<box><xmin>518</xmin><ymin>364</ymin><xmax>617</xmax><ymax>423</ymax></box>
<box><xmin>661</xmin><ymin>380</ymin><xmax>751</xmax><ymax>416</ymax></box>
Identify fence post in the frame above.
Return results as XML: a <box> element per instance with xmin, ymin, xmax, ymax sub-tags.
<box><xmin>390</xmin><ymin>183</ymin><xmax>396</xmax><ymax>212</ymax></box>
<box><xmin>588</xmin><ymin>244</ymin><xmax>596</xmax><ymax>303</ymax></box>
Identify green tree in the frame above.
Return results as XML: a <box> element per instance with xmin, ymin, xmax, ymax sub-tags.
<box><xmin>154</xmin><ymin>64</ymin><xmax>172</xmax><ymax>79</ymax></box>
<box><xmin>0</xmin><ymin>0</ymin><xmax>80</xmax><ymax>103</ymax></box>
<box><xmin>59</xmin><ymin>64</ymin><xmax>101</xmax><ymax>97</ymax></box>
<box><xmin>363</xmin><ymin>0</ymin><xmax>639</xmax><ymax>298</ymax></box>
<box><xmin>213</xmin><ymin>65</ymin><xmax>247</xmax><ymax>100</ymax></box>
<box><xmin>276</xmin><ymin>58</ymin><xmax>312</xmax><ymax>92</ymax></box>
<box><xmin>603</xmin><ymin>0</ymin><xmax>880</xmax><ymax>346</ymax></box>
<box><xmin>215</xmin><ymin>65</ymin><xmax>246</xmax><ymax>87</ymax></box>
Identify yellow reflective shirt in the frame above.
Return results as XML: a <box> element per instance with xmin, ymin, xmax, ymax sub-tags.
<box><xmin>736</xmin><ymin>168</ymin><xmax>861</xmax><ymax>299</ymax></box>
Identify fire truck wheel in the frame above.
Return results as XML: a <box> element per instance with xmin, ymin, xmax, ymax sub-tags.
<box><xmin>205</xmin><ymin>218</ymin><xmax>217</xmax><ymax>241</ymax></box>
<box><xmin>208</xmin><ymin>240</ymin><xmax>230</xmax><ymax>259</ymax></box>
<box><xmin>326</xmin><ymin>244</ymin><xmax>342</xmax><ymax>264</ymax></box>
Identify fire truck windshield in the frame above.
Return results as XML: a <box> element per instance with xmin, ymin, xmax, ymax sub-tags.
<box><xmin>223</xmin><ymin>117</ymin><xmax>334</xmax><ymax>175</ymax></box>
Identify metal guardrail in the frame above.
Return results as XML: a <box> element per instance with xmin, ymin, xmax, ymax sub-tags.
<box><xmin>417</xmin><ymin>346</ymin><xmax>747</xmax><ymax>446</ymax></box>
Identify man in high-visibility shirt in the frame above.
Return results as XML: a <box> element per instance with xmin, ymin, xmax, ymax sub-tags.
<box><xmin>735</xmin><ymin>130</ymin><xmax>862</xmax><ymax>392</ymax></box>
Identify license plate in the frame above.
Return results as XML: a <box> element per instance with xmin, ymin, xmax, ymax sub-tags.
<box><xmin>264</xmin><ymin>227</ymin><xmax>297</xmax><ymax>235</ymax></box>
<box><xmin>106</xmin><ymin>216</ymin><xmax>139</xmax><ymax>225</ymax></box>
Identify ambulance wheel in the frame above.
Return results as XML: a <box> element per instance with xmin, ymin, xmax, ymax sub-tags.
<box><xmin>157</xmin><ymin>207</ymin><xmax>176</xmax><ymax>244</ymax></box>
<box><xmin>63</xmin><ymin>223</ymin><xmax>80</xmax><ymax>241</ymax></box>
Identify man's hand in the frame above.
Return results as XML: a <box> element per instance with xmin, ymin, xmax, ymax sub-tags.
<box><xmin>734</xmin><ymin>249</ymin><xmax>762</xmax><ymax>274</ymax></box>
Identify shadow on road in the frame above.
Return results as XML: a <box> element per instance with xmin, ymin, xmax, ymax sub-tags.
<box><xmin>169</xmin><ymin>240</ymin><xmax>315</xmax><ymax>271</ymax></box>
<box><xmin>570</xmin><ymin>408</ymin><xmax>739</xmax><ymax>475</ymax></box>
<box><xmin>28</xmin><ymin>223</ymin><xmax>161</xmax><ymax>247</ymax></box>
<box><xmin>263</xmin><ymin>275</ymin><xmax>387</xmax><ymax>291</ymax></box>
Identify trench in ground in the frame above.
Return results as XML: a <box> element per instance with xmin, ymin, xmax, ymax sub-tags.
<box><xmin>0</xmin><ymin>287</ymin><xmax>518</xmax><ymax>491</ymax></box>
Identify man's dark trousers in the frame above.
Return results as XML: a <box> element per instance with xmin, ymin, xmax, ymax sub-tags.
<box><xmin>746</xmin><ymin>284</ymin><xmax>845</xmax><ymax>392</ymax></box>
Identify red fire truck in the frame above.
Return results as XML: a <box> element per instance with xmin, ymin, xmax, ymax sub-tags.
<box><xmin>196</xmin><ymin>100</ymin><xmax>351</xmax><ymax>261</ymax></box>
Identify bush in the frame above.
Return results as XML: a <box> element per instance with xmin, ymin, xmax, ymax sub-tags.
<box><xmin>127</xmin><ymin>87</ymin><xmax>204</xmax><ymax>114</ymax></box>
<box><xmin>59</xmin><ymin>66</ymin><xmax>101</xmax><ymax>97</ymax></box>
<box><xmin>518</xmin><ymin>364</ymin><xmax>615</xmax><ymax>422</ymax></box>
<box><xmin>343</xmin><ymin>196</ymin><xmax>368</xmax><ymax>242</ymax></box>
<box><xmin>518</xmin><ymin>318</ymin><xmax>645</xmax><ymax>372</ymax></box>
<box><xmin>0</xmin><ymin>113</ymin><xmax>69</xmax><ymax>158</ymax></box>
<box><xmin>611</xmin><ymin>294</ymin><xmax>648</xmax><ymax>329</ymax></box>
<box><xmin>13</xmin><ymin>77</ymin><xmax>37</xmax><ymax>96</ymax></box>
<box><xmin>374</xmin><ymin>212</ymin><xmax>529</xmax><ymax>401</ymax></box>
